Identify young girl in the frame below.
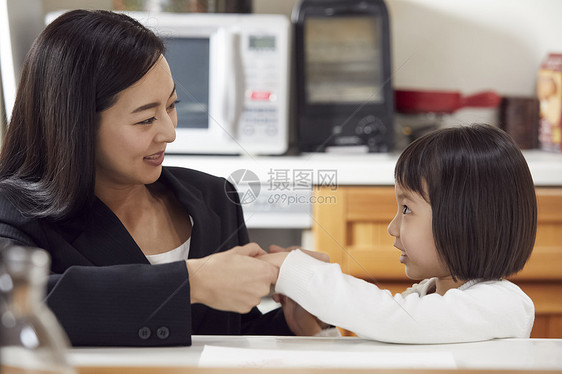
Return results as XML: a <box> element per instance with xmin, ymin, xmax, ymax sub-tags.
<box><xmin>262</xmin><ymin>124</ymin><xmax>537</xmax><ymax>343</ymax></box>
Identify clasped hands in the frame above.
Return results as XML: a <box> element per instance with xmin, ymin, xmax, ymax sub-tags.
<box><xmin>185</xmin><ymin>243</ymin><xmax>329</xmax><ymax>336</ymax></box>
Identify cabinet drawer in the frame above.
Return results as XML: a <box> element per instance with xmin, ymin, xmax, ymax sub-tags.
<box><xmin>314</xmin><ymin>186</ymin><xmax>562</xmax><ymax>280</ymax></box>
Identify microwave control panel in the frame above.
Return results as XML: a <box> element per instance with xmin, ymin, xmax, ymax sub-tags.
<box><xmin>238</xmin><ymin>32</ymin><xmax>287</xmax><ymax>145</ymax></box>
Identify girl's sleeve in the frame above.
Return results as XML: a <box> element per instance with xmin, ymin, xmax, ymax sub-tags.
<box><xmin>275</xmin><ymin>250</ymin><xmax>535</xmax><ymax>344</ymax></box>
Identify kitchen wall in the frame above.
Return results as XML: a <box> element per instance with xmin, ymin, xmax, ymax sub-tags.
<box><xmin>258</xmin><ymin>0</ymin><xmax>562</xmax><ymax>97</ymax></box>
<box><xmin>3</xmin><ymin>0</ymin><xmax>561</xmax><ymax>136</ymax></box>
<box><xmin>11</xmin><ymin>0</ymin><xmax>562</xmax><ymax>95</ymax></box>
<box><xmin>1</xmin><ymin>54</ymin><xmax>6</xmax><ymax>140</ymax></box>
<box><xmin>391</xmin><ymin>0</ymin><xmax>562</xmax><ymax>96</ymax></box>
<box><xmin>0</xmin><ymin>73</ymin><xmax>5</xmax><ymax>139</ymax></box>
<box><xmin>4</xmin><ymin>0</ymin><xmax>562</xmax><ymax>135</ymax></box>
<box><xmin>42</xmin><ymin>0</ymin><xmax>112</xmax><ymax>13</ymax></box>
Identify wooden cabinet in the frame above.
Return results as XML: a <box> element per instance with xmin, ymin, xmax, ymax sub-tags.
<box><xmin>313</xmin><ymin>186</ymin><xmax>562</xmax><ymax>338</ymax></box>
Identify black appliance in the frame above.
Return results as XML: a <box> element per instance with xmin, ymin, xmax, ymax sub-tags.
<box><xmin>293</xmin><ymin>0</ymin><xmax>394</xmax><ymax>153</ymax></box>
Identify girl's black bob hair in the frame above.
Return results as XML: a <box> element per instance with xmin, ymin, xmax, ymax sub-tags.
<box><xmin>394</xmin><ymin>124</ymin><xmax>537</xmax><ymax>281</ymax></box>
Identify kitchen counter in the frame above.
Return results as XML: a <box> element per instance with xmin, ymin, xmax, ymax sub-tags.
<box><xmin>164</xmin><ymin>150</ymin><xmax>562</xmax><ymax>229</ymax></box>
<box><xmin>164</xmin><ymin>150</ymin><xmax>562</xmax><ymax>186</ymax></box>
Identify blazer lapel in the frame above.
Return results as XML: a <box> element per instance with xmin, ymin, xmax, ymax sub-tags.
<box><xmin>159</xmin><ymin>168</ymin><xmax>223</xmax><ymax>260</ymax></box>
<box><xmin>159</xmin><ymin>168</ymin><xmax>224</xmax><ymax>331</ymax></box>
<box><xmin>64</xmin><ymin>168</ymin><xmax>224</xmax><ymax>266</ymax></box>
<box><xmin>70</xmin><ymin>198</ymin><xmax>148</xmax><ymax>266</ymax></box>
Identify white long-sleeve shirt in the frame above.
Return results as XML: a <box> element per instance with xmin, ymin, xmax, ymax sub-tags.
<box><xmin>275</xmin><ymin>250</ymin><xmax>535</xmax><ymax>344</ymax></box>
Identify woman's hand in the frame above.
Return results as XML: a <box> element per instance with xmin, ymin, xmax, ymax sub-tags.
<box><xmin>185</xmin><ymin>243</ymin><xmax>278</xmax><ymax>313</ymax></box>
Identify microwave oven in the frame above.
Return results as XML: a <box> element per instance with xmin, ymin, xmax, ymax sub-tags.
<box><xmin>46</xmin><ymin>11</ymin><xmax>291</xmax><ymax>155</ymax></box>
<box><xmin>130</xmin><ymin>12</ymin><xmax>291</xmax><ymax>155</ymax></box>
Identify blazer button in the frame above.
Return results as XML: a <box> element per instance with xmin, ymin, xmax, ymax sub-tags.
<box><xmin>138</xmin><ymin>327</ymin><xmax>151</xmax><ymax>340</ymax></box>
<box><xmin>156</xmin><ymin>326</ymin><xmax>170</xmax><ymax>340</ymax></box>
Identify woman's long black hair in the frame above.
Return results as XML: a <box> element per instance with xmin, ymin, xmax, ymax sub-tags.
<box><xmin>0</xmin><ymin>10</ymin><xmax>164</xmax><ymax>220</ymax></box>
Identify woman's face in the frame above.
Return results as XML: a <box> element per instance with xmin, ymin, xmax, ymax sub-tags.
<box><xmin>96</xmin><ymin>56</ymin><xmax>178</xmax><ymax>190</ymax></box>
<box><xmin>387</xmin><ymin>183</ymin><xmax>450</xmax><ymax>281</ymax></box>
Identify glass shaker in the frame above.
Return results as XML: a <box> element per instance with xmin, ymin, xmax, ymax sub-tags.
<box><xmin>0</xmin><ymin>245</ymin><xmax>76</xmax><ymax>374</ymax></box>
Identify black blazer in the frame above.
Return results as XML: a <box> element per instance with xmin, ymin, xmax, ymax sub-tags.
<box><xmin>0</xmin><ymin>167</ymin><xmax>291</xmax><ymax>346</ymax></box>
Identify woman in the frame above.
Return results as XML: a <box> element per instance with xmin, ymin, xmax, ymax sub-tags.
<box><xmin>0</xmin><ymin>9</ymin><xmax>320</xmax><ymax>346</ymax></box>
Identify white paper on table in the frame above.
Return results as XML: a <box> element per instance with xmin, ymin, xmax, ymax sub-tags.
<box><xmin>198</xmin><ymin>345</ymin><xmax>457</xmax><ymax>369</ymax></box>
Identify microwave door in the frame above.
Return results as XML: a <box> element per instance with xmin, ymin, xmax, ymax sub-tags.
<box><xmin>213</xmin><ymin>28</ymin><xmax>244</xmax><ymax>146</ymax></box>
<box><xmin>165</xmin><ymin>26</ymin><xmax>245</xmax><ymax>154</ymax></box>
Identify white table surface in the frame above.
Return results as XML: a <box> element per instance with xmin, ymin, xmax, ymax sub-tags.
<box><xmin>67</xmin><ymin>336</ymin><xmax>562</xmax><ymax>371</ymax></box>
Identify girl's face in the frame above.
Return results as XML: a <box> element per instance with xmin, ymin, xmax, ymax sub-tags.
<box><xmin>387</xmin><ymin>183</ymin><xmax>451</xmax><ymax>281</ymax></box>
<box><xmin>95</xmin><ymin>56</ymin><xmax>178</xmax><ymax>190</ymax></box>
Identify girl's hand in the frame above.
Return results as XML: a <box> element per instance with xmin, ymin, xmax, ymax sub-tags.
<box><xmin>257</xmin><ymin>246</ymin><xmax>329</xmax><ymax>279</ymax></box>
<box><xmin>269</xmin><ymin>244</ymin><xmax>330</xmax><ymax>263</ymax></box>
<box><xmin>275</xmin><ymin>294</ymin><xmax>325</xmax><ymax>336</ymax></box>
<box><xmin>257</xmin><ymin>252</ymin><xmax>290</xmax><ymax>270</ymax></box>
<box><xmin>269</xmin><ymin>244</ymin><xmax>300</xmax><ymax>253</ymax></box>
